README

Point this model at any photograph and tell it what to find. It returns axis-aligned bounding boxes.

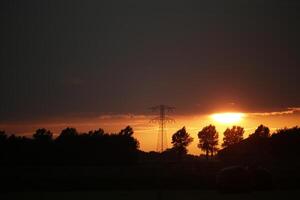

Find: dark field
[1,127,300,197]
[1,190,299,200]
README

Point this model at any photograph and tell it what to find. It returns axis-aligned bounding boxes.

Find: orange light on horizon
[211,112,245,124]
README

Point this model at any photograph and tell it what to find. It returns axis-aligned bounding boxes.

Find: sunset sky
[1,1,300,155]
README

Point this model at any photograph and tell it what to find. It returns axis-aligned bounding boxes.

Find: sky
[1,1,300,154]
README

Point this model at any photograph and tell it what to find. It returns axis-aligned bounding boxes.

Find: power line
[150,105,175,152]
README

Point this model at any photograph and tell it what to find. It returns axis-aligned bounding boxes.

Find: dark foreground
[1,190,299,200]
[1,127,300,196]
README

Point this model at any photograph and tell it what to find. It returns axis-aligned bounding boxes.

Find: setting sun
[211,112,245,124]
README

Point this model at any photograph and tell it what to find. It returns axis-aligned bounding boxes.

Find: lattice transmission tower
[150,105,175,152]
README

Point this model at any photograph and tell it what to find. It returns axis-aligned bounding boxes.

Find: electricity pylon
[150,105,175,152]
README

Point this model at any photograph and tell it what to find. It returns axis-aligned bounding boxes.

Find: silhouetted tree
[273,126,300,136]
[198,125,219,159]
[270,126,300,157]
[0,126,143,166]
[171,127,193,156]
[222,126,244,148]
[0,131,7,142]
[88,128,105,137]
[56,127,78,141]
[250,125,270,138]
[33,128,53,142]
[119,126,140,150]
[0,131,7,160]
[31,128,53,164]
[119,126,134,136]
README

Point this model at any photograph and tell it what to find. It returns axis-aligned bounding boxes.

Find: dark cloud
[1,0,300,122]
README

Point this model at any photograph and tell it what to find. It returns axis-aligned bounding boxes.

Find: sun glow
[211,112,245,124]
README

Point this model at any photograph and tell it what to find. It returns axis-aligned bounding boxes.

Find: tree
[171,127,193,156]
[116,126,140,150]
[33,128,53,142]
[0,131,7,142]
[222,126,244,148]
[250,125,270,138]
[198,125,219,159]
[119,126,134,136]
[88,128,105,137]
[56,127,78,142]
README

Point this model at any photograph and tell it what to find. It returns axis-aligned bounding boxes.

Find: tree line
[0,126,139,165]
[0,124,297,165]
[169,124,272,159]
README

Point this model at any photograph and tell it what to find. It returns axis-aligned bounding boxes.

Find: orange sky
[1,108,299,155]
